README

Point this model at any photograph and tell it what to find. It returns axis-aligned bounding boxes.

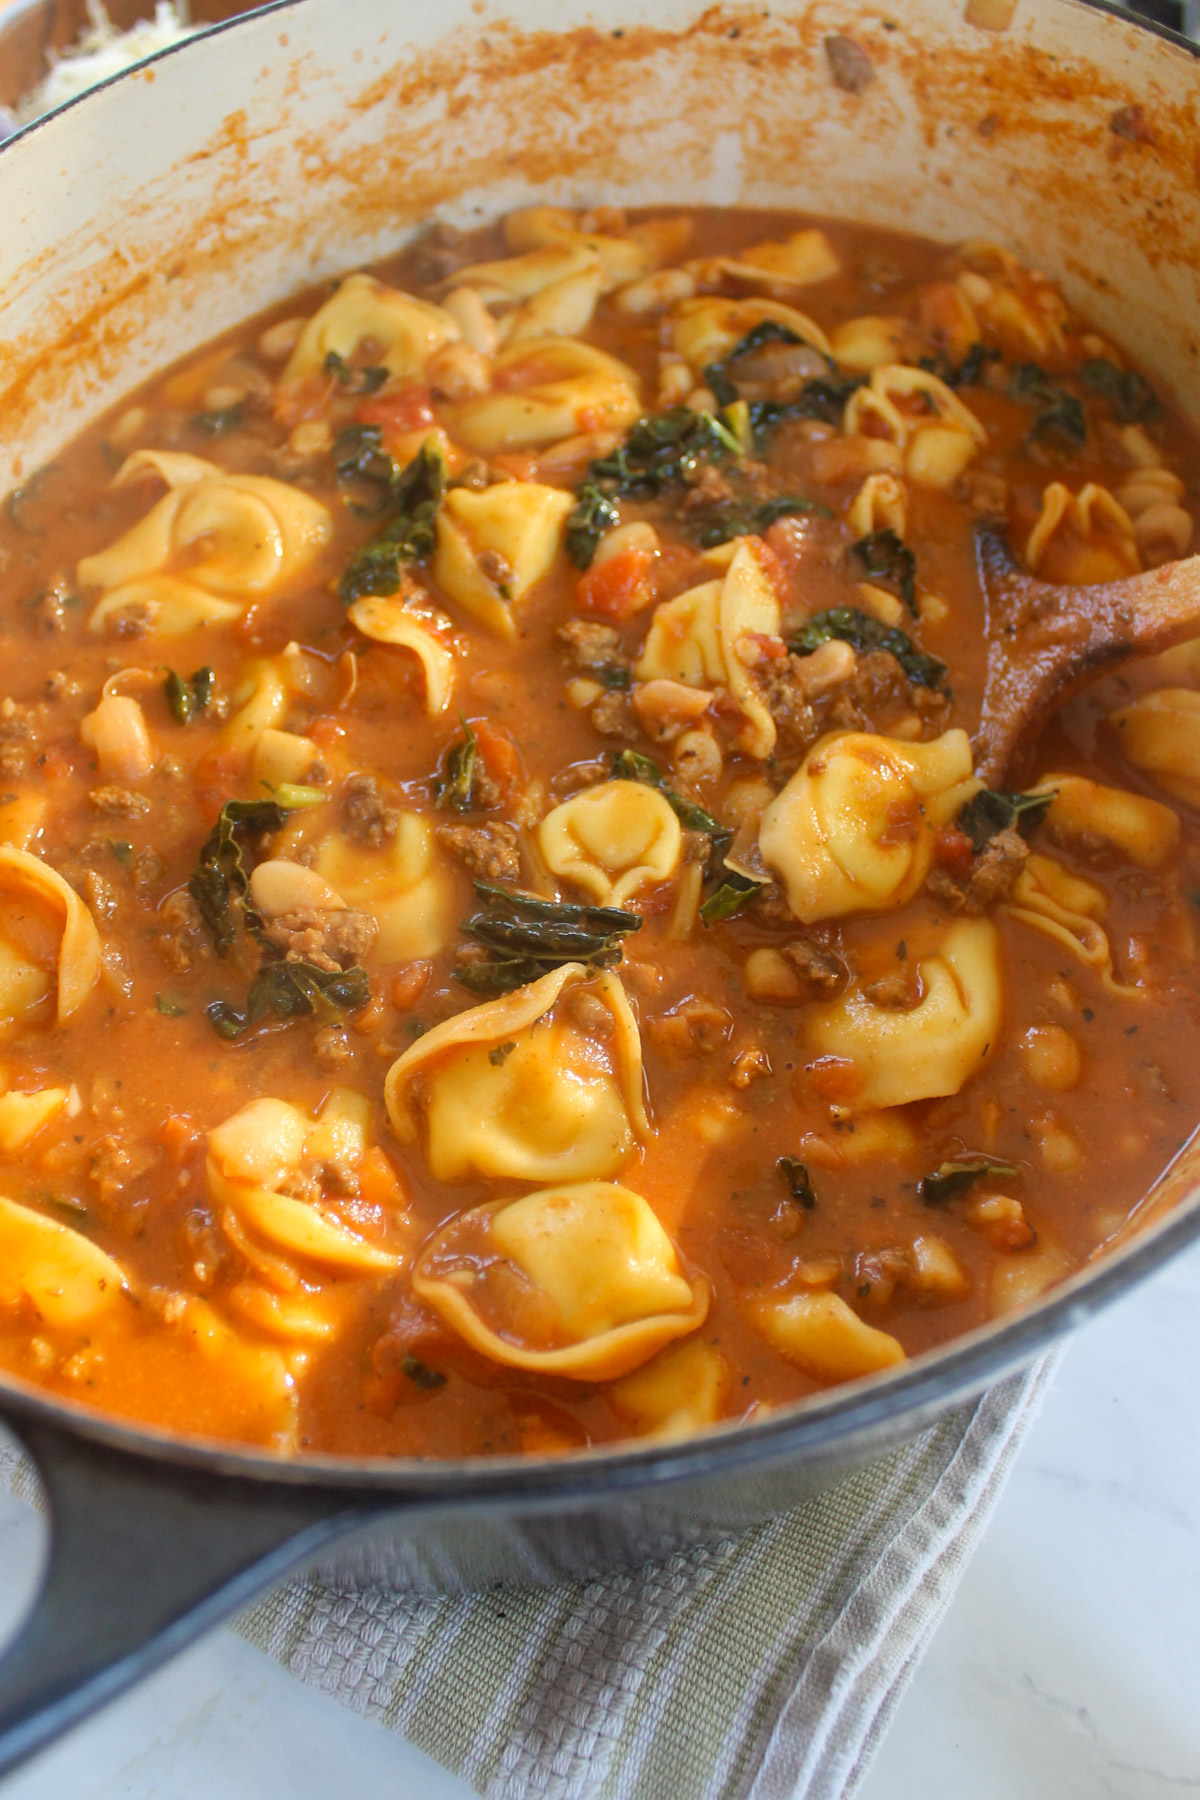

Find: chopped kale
[1079,357,1160,425]
[589,407,742,497]
[611,749,729,840]
[597,664,632,690]
[956,787,1053,854]
[918,342,998,389]
[488,1041,518,1066]
[565,482,620,570]
[206,961,370,1041]
[333,424,401,512]
[848,528,918,616]
[190,404,246,435]
[338,440,446,604]
[188,799,290,956]
[1008,362,1086,448]
[745,373,867,447]
[456,883,642,993]
[163,666,215,726]
[788,606,949,691]
[323,350,389,395]
[699,872,765,925]
[777,1156,817,1209]
[920,1156,1020,1206]
[432,718,479,812]
[155,994,187,1018]
[401,1353,448,1391]
[687,493,822,549]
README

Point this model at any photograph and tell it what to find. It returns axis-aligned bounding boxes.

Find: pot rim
[0,0,1197,1500]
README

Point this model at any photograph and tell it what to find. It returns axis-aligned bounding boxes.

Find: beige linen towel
[235,1357,1053,1800]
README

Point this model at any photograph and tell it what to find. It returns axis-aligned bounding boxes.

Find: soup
[0,204,1196,1455]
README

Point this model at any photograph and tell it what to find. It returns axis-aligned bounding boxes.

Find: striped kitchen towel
[238,1356,1053,1800]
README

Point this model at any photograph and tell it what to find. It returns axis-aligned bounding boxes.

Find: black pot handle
[0,1415,379,1778]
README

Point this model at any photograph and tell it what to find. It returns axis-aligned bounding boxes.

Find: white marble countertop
[0,1237,1196,1800]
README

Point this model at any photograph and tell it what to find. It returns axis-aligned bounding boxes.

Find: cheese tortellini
[669,295,831,372]
[759,730,979,923]
[208,1091,404,1344]
[751,1289,906,1383]
[1006,854,1142,999]
[844,365,987,488]
[385,962,650,1184]
[1110,688,1200,810]
[807,918,1003,1111]
[1025,482,1139,584]
[442,337,641,453]
[347,594,457,714]
[537,780,683,907]
[0,846,102,1033]
[635,538,782,758]
[79,451,332,635]
[433,480,574,637]
[282,272,460,384]
[314,814,452,961]
[412,1181,708,1380]
[1036,773,1180,870]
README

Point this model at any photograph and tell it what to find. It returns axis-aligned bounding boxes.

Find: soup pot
[0,0,1198,1774]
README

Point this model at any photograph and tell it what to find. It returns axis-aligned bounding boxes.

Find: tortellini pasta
[537,780,683,906]
[847,471,907,540]
[282,272,460,384]
[412,1181,708,1380]
[385,962,650,1184]
[347,594,456,713]
[433,480,575,637]
[955,243,1068,358]
[1006,854,1142,998]
[634,538,782,758]
[1035,772,1180,870]
[751,1289,906,1383]
[669,295,831,373]
[79,451,332,635]
[446,245,604,343]
[758,730,979,923]
[501,206,691,289]
[442,338,641,453]
[0,1088,71,1152]
[807,918,1003,1110]
[314,814,452,961]
[0,846,102,1032]
[1025,483,1139,584]
[1110,688,1200,810]
[0,1195,127,1327]
[685,228,841,292]
[608,1338,731,1438]
[208,1091,404,1344]
[844,365,987,488]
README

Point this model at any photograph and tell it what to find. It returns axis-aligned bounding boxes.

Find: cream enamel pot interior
[0,0,1199,1774]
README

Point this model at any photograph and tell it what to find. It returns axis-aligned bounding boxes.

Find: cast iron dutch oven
[0,0,1197,1774]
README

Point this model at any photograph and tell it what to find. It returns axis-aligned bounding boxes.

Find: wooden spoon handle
[975,533,1200,786]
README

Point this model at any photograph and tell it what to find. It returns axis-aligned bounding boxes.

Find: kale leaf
[1079,357,1160,425]
[788,606,949,691]
[917,342,998,389]
[920,1156,1019,1207]
[432,718,479,812]
[848,528,918,616]
[456,883,642,994]
[338,440,446,603]
[699,872,765,925]
[686,493,821,549]
[702,320,808,407]
[611,748,729,840]
[957,787,1053,854]
[188,799,290,957]
[190,404,246,436]
[565,482,621,570]
[333,423,402,512]
[207,961,370,1041]
[163,666,215,726]
[777,1156,817,1209]
[1008,362,1086,448]
[323,350,389,395]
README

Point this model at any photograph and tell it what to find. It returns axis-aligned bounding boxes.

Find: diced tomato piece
[806,1055,864,1102]
[473,720,524,802]
[356,385,435,443]
[308,715,347,749]
[933,825,975,878]
[574,548,656,622]
[38,740,86,781]
[575,404,607,433]
[747,534,791,607]
[192,748,244,812]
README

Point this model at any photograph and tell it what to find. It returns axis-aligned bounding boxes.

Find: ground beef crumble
[927,827,1029,914]
[436,821,522,883]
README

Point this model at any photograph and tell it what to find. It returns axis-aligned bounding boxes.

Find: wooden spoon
[974,529,1200,786]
